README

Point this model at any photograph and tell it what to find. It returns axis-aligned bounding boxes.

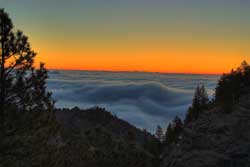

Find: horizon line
[47,68,222,75]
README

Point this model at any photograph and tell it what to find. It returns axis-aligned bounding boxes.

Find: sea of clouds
[47,70,219,132]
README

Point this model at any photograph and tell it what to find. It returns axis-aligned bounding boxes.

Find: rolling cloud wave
[47,70,218,132]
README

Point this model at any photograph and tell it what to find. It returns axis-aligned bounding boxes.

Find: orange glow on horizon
[4,0,250,75]
[34,45,247,75]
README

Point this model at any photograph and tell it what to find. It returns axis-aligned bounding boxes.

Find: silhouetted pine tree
[215,60,250,111]
[155,125,164,142]
[0,9,54,114]
[185,84,209,124]
[172,116,183,141]
[200,84,209,106]
[0,9,57,166]
[165,116,183,147]
[165,123,173,145]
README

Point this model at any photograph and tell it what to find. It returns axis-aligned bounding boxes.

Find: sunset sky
[1,0,249,74]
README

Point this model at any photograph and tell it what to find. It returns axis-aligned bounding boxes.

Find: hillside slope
[55,107,154,143]
[163,94,250,167]
[47,107,161,167]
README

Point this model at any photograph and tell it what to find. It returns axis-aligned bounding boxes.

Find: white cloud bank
[47,70,219,132]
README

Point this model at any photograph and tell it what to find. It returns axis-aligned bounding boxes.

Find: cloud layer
[47,70,219,132]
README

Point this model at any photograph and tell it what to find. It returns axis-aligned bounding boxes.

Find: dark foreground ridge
[1,107,161,167]
[54,107,161,166]
[163,95,250,167]
[162,61,250,167]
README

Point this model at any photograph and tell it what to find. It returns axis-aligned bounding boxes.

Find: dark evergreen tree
[200,84,209,106]
[165,123,174,145]
[172,116,183,139]
[239,60,249,71]
[0,9,54,115]
[164,116,184,153]
[215,61,250,111]
[155,125,164,142]
[185,84,209,124]
[0,9,57,166]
